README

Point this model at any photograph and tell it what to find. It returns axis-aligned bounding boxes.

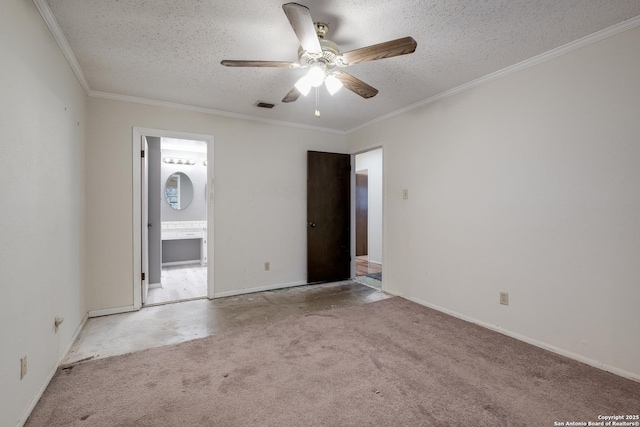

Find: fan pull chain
[315,87,320,118]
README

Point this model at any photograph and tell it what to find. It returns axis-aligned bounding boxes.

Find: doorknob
[308,222,316,228]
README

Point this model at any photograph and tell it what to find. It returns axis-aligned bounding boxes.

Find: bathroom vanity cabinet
[161,221,207,265]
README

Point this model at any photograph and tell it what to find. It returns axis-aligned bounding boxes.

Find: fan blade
[282,3,322,55]
[221,60,298,68]
[282,87,301,103]
[339,37,417,66]
[333,71,378,99]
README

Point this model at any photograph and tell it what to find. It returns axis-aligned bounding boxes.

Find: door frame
[132,127,214,310]
[141,136,149,304]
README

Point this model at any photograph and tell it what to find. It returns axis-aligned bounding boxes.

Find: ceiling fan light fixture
[325,74,343,95]
[307,64,325,87]
[295,75,312,96]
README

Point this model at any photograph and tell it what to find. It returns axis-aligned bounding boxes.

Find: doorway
[132,128,214,310]
[354,148,383,289]
[146,137,208,305]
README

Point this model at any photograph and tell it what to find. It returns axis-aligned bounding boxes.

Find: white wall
[348,26,640,379]
[86,97,347,310]
[355,149,383,264]
[0,0,87,425]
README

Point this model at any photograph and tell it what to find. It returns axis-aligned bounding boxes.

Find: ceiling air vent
[255,101,275,109]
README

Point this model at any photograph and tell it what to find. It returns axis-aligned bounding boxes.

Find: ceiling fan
[221,2,417,113]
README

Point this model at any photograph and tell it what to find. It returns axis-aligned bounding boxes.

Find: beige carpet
[27,298,640,426]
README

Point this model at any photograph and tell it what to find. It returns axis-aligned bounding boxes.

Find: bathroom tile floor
[145,264,207,305]
[64,280,390,365]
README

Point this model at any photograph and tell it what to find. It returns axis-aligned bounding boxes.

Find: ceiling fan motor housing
[297,22,341,70]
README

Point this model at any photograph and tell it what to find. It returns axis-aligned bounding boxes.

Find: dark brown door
[355,173,368,256]
[307,151,351,283]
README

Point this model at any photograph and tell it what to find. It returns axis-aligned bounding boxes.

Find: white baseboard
[368,259,382,265]
[148,282,162,289]
[379,288,404,298]
[406,295,640,383]
[214,280,307,298]
[88,305,138,318]
[16,312,89,427]
[59,312,89,363]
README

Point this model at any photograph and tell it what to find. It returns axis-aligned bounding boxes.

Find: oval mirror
[164,172,194,210]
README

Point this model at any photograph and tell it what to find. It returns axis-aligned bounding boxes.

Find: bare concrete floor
[65,280,390,364]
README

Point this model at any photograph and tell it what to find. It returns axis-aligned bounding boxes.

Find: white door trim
[141,136,150,304]
[132,127,215,310]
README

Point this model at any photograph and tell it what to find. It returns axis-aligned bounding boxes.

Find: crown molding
[33,0,91,95]
[89,91,346,135]
[34,0,638,137]
[346,14,640,134]
[33,0,344,135]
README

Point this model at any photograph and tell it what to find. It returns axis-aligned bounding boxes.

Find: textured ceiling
[44,0,640,132]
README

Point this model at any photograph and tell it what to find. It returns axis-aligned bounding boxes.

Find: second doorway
[354,148,383,289]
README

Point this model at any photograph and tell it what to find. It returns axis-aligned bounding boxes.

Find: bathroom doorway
[133,128,214,310]
[354,148,383,289]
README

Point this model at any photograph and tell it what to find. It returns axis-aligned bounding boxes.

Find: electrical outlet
[402,189,409,200]
[264,262,270,271]
[20,355,27,380]
[500,292,509,306]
